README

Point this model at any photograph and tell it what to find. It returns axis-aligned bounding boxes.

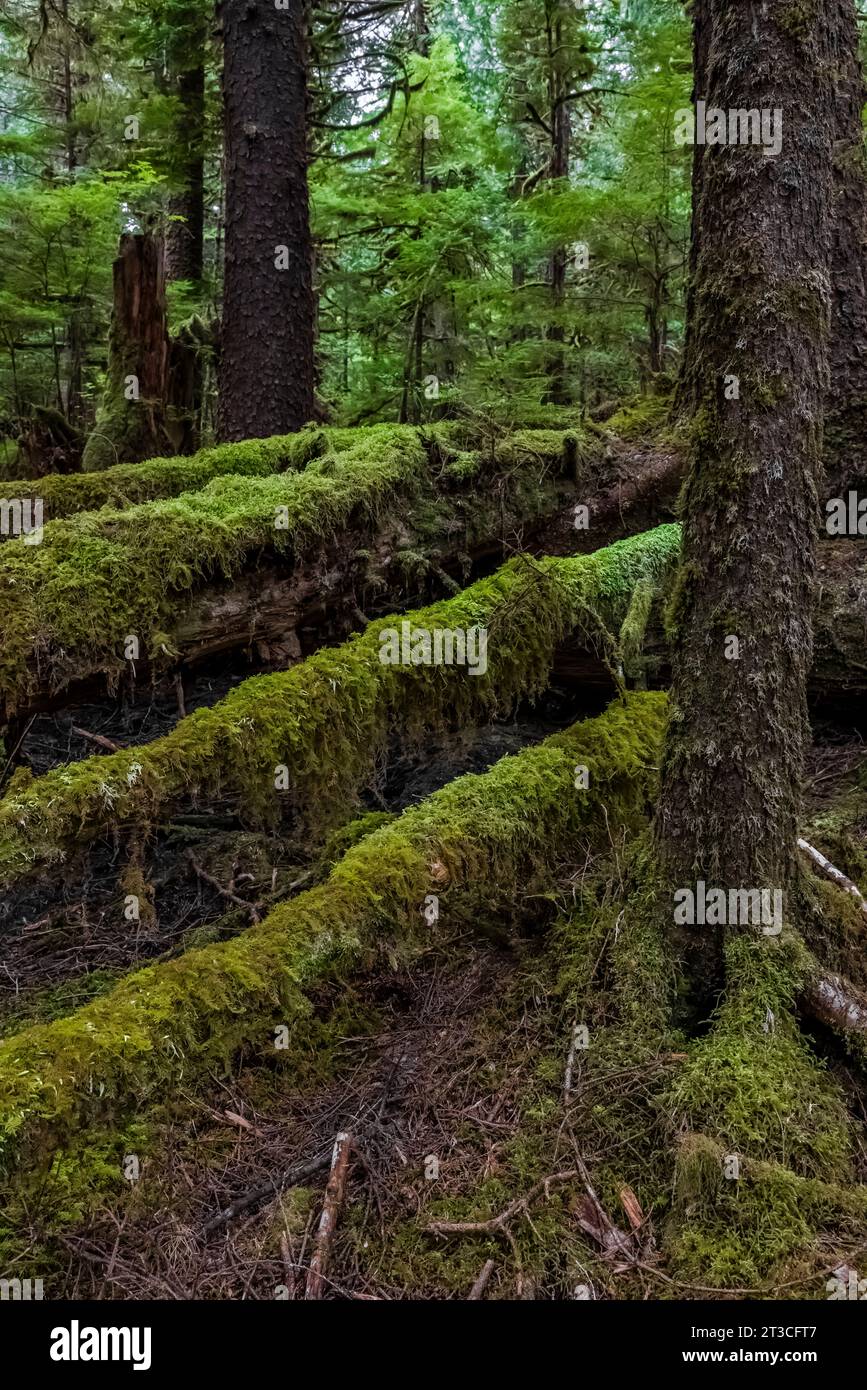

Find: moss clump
[668,1135,867,1292]
[604,394,673,441]
[0,691,666,1172]
[667,934,851,1181]
[0,428,331,522]
[0,525,681,890]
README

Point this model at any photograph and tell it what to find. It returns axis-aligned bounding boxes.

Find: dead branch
[467,1259,495,1300]
[798,837,867,916]
[305,1131,354,1300]
[203,1147,334,1236]
[71,725,123,753]
[426,1170,578,1235]
[801,967,867,1041]
[186,850,263,922]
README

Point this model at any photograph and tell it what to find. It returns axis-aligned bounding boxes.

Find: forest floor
[2,417,867,1300]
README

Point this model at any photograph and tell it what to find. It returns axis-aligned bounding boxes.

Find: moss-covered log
[0,690,666,1171]
[0,526,681,890]
[0,426,332,523]
[0,425,577,715]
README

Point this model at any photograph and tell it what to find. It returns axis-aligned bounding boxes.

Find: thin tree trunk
[825,0,867,493]
[164,21,206,287]
[218,0,316,441]
[655,1,837,1007]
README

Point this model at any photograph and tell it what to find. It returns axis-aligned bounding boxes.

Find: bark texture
[825,0,867,494]
[218,0,316,441]
[82,234,172,471]
[655,2,838,995]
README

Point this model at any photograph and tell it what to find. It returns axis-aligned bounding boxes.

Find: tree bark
[824,0,867,495]
[163,7,207,287]
[81,234,172,471]
[655,2,838,1003]
[218,0,316,441]
[543,6,571,406]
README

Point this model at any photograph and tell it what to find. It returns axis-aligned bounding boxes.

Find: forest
[1,0,867,1318]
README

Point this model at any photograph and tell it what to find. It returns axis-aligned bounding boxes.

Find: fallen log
[0,526,680,891]
[0,690,666,1170]
[0,426,329,523]
[0,424,592,723]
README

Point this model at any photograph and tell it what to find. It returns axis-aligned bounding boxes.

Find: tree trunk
[654,1,837,1005]
[544,9,570,406]
[671,0,711,421]
[163,7,206,288]
[824,0,867,494]
[81,234,171,471]
[217,0,316,441]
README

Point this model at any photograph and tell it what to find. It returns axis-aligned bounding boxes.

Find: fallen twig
[467,1258,495,1300]
[71,725,123,753]
[798,837,867,916]
[186,850,263,922]
[204,1147,334,1235]
[427,1170,578,1236]
[305,1131,354,1300]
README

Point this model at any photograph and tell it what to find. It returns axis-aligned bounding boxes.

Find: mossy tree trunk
[655,1,837,1006]
[82,233,172,472]
[217,0,316,441]
[825,0,867,493]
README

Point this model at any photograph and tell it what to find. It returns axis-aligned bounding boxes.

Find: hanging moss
[0,525,681,889]
[0,691,665,1172]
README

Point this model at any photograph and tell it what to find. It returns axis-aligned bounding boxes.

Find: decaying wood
[800,968,867,1041]
[305,1131,353,1301]
[798,837,867,916]
[468,1259,495,1300]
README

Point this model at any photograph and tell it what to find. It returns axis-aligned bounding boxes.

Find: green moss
[668,1135,867,1292]
[0,423,592,709]
[0,691,666,1172]
[604,394,672,441]
[0,426,429,707]
[0,524,681,889]
[667,934,852,1182]
[1,428,330,521]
